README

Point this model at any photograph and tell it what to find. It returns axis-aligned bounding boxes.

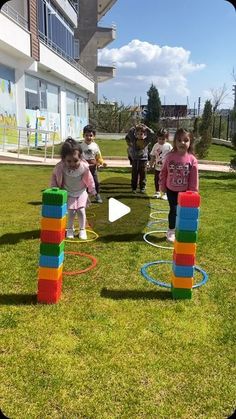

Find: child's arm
[50,162,63,188]
[159,158,168,193]
[83,168,96,195]
[149,144,157,167]
[188,159,199,191]
[95,145,107,167]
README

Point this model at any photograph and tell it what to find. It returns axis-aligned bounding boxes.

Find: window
[47,83,59,113]
[25,75,40,110]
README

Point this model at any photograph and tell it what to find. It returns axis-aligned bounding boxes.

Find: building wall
[0,0,95,143]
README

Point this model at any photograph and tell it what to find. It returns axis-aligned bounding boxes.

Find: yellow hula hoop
[65,228,99,244]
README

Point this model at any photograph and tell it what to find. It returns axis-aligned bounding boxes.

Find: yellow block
[171,274,194,289]
[174,240,196,255]
[38,264,63,281]
[41,216,66,231]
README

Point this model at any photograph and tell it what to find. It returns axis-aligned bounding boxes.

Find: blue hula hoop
[140,260,208,289]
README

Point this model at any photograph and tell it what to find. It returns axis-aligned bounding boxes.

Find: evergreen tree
[195,100,213,158]
[145,84,161,129]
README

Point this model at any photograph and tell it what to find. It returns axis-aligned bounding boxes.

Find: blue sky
[98,0,236,109]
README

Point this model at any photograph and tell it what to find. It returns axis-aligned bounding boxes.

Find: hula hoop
[143,230,174,250]
[140,260,208,289]
[64,229,99,243]
[147,220,168,228]
[150,211,168,221]
[148,203,168,210]
[64,251,97,275]
[86,212,96,218]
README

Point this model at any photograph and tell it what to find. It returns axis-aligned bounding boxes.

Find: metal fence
[0,125,61,161]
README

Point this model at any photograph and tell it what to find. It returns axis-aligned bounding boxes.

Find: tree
[195,100,213,158]
[89,97,134,133]
[145,84,161,129]
[210,84,228,113]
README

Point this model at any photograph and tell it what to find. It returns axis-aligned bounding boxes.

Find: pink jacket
[50,160,95,193]
[159,151,198,192]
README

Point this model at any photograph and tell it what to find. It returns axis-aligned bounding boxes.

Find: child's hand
[102,162,107,168]
[90,189,97,196]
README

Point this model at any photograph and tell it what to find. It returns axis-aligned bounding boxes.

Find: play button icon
[108,198,131,223]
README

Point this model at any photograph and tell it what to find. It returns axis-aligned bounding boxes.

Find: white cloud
[98,39,206,104]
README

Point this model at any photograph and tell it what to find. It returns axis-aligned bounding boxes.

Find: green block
[175,229,197,243]
[40,241,65,256]
[42,188,67,206]
[171,286,192,300]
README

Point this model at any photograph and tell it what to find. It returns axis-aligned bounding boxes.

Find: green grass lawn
[0,165,236,418]
[13,140,236,163]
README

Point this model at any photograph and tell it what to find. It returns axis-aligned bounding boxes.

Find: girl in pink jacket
[159,128,199,243]
[51,138,96,239]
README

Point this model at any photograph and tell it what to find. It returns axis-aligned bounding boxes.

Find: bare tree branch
[210,84,229,112]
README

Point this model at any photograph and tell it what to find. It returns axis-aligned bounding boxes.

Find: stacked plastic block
[37,187,67,304]
[171,191,201,300]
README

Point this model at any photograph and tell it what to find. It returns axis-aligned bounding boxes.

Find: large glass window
[25,75,59,113]
[25,75,40,110]
[38,0,75,59]
[47,83,59,113]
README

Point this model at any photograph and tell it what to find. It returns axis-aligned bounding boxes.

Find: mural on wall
[26,110,61,146]
[0,77,17,126]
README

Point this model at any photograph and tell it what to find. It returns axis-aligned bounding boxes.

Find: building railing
[38,31,94,82]
[0,125,61,161]
[1,2,28,30]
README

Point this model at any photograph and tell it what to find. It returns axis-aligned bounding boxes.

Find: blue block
[39,252,64,268]
[172,262,194,277]
[177,205,199,220]
[176,215,198,231]
[42,203,67,219]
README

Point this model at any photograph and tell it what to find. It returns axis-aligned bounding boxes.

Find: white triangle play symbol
[108,198,131,222]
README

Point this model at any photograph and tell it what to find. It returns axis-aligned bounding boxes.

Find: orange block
[171,274,194,289]
[38,264,63,281]
[174,241,196,255]
[41,216,67,231]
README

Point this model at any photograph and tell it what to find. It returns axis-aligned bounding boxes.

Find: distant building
[161,105,187,118]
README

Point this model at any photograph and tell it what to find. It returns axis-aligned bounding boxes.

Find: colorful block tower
[37,187,67,304]
[171,191,201,300]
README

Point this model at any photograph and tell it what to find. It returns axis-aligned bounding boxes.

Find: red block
[37,276,62,304]
[40,229,65,244]
[173,250,195,266]
[178,191,201,208]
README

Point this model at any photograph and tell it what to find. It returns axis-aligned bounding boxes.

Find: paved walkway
[0,151,232,172]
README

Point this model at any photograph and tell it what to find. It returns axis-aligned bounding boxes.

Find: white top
[63,165,86,197]
[150,142,173,170]
[80,141,101,161]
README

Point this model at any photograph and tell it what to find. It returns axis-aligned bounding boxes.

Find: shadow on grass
[0,293,37,305]
[199,172,236,181]
[100,287,171,300]
[0,229,40,245]
[28,201,42,206]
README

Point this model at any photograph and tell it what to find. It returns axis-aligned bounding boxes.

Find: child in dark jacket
[125,124,154,193]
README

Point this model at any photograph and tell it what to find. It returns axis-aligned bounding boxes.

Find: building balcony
[97,0,117,21]
[96,25,116,49]
[1,2,28,30]
[50,0,78,26]
[96,64,116,82]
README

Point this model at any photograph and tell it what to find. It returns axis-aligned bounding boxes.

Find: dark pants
[166,188,179,229]
[89,164,100,194]
[154,170,160,192]
[131,160,147,191]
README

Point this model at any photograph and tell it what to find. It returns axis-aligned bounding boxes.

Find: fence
[0,125,61,160]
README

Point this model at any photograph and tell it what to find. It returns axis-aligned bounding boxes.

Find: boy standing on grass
[125,124,154,193]
[149,128,172,200]
[80,124,107,203]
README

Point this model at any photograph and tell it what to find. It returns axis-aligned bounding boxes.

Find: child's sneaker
[166,229,175,243]
[132,190,137,194]
[79,229,87,240]
[140,188,146,193]
[96,194,103,203]
[153,192,161,199]
[66,228,74,239]
[161,193,168,200]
